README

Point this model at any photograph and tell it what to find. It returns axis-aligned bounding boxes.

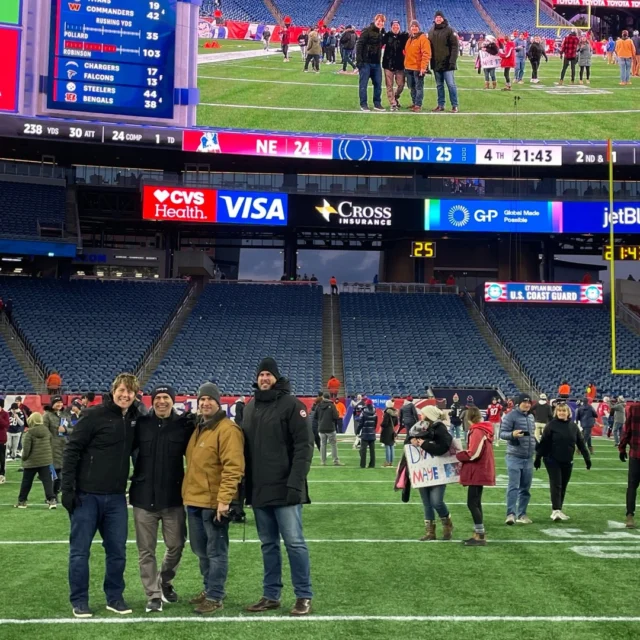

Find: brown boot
[189,590,207,605]
[245,597,281,612]
[626,515,637,529]
[492,81,497,89]
[290,598,312,616]
[420,520,436,541]
[484,81,490,89]
[194,599,223,614]
[464,532,487,546]
[441,515,454,541]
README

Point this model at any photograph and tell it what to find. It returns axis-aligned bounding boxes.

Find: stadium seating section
[340,293,518,397]
[485,305,640,398]
[273,0,332,27]
[202,0,275,23]
[0,334,34,394]
[0,181,66,237]
[331,0,407,31]
[414,0,490,35]
[146,283,323,396]
[476,0,562,38]
[0,278,188,393]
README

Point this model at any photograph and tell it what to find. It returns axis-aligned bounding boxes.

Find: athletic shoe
[505,514,516,525]
[451,107,459,113]
[72,604,93,618]
[586,79,590,84]
[48,499,57,510]
[145,598,163,613]
[106,600,133,615]
[390,105,398,112]
[516,516,533,524]
[194,599,223,615]
[15,502,27,509]
[431,105,444,112]
[360,106,371,111]
[554,81,564,86]
[161,583,179,603]
[557,511,570,521]
[373,105,385,112]
[551,510,562,522]
[334,461,345,466]
[0,475,5,484]
[626,515,637,529]
[304,70,309,73]
[411,105,422,112]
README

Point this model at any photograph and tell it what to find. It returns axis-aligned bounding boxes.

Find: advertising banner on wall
[484,282,604,304]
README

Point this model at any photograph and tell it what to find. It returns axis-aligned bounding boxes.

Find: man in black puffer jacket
[428,10,460,112]
[382,20,409,110]
[355,13,386,111]
[242,357,314,617]
[399,397,420,435]
[357,399,378,468]
[339,25,357,73]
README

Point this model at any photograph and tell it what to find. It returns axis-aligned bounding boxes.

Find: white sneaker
[551,510,562,521]
[516,515,533,524]
[0,475,5,484]
[505,514,516,526]
[557,511,570,521]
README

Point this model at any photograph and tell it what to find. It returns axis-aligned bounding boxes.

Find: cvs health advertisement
[142,186,288,226]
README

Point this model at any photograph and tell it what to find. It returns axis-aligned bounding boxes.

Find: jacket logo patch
[300,410,307,418]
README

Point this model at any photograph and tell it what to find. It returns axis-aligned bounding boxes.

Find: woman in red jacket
[456,407,496,546]
[499,36,516,90]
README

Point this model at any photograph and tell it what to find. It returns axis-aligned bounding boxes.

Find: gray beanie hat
[198,382,221,405]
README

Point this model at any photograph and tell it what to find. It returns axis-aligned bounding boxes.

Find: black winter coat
[449,402,462,426]
[340,30,356,50]
[242,378,314,508]
[314,399,339,434]
[404,420,452,456]
[399,402,419,428]
[532,402,554,424]
[356,23,384,66]
[234,400,245,427]
[129,410,196,511]
[357,406,378,441]
[527,42,547,62]
[62,400,140,495]
[382,31,409,71]
[380,408,398,446]
[535,418,590,465]
[428,19,459,72]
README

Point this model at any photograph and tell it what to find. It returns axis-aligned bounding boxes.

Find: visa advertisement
[425,199,640,234]
[484,282,604,304]
[142,186,288,226]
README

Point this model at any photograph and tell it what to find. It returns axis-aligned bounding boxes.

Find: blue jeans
[187,506,229,601]
[449,424,461,439]
[405,70,425,107]
[359,63,382,107]
[614,422,624,445]
[515,57,526,81]
[385,445,394,464]
[434,70,459,108]
[342,49,356,71]
[68,492,128,607]
[619,57,632,83]
[505,455,533,518]
[253,505,312,601]
[582,425,593,449]
[418,484,449,520]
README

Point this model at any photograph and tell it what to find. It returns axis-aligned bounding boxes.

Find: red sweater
[456,421,496,486]
[499,40,515,68]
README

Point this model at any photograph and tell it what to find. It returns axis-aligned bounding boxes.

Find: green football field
[196,47,639,140]
[1,437,639,639]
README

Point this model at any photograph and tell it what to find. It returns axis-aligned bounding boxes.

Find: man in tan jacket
[182,383,244,614]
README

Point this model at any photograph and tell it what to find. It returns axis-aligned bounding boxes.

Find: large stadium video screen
[0,0,638,166]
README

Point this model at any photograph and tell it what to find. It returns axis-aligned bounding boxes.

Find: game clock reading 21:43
[47,0,177,119]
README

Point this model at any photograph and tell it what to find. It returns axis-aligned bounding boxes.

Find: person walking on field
[356,13,386,112]
[535,402,591,522]
[381,20,409,111]
[514,32,528,84]
[304,27,322,73]
[532,393,553,442]
[315,392,343,466]
[486,396,503,447]
[456,407,496,546]
[619,402,640,528]
[428,10,460,113]
[263,27,271,51]
[281,26,291,62]
[297,29,308,61]
[43,395,69,501]
[398,396,420,435]
[498,36,516,90]
[339,25,358,74]
[615,31,636,85]
[606,36,616,64]
[556,29,580,85]
[576,397,597,454]
[404,20,432,112]
[527,35,547,83]
[612,396,627,446]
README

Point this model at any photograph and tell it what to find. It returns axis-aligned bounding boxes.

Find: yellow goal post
[535,0,592,34]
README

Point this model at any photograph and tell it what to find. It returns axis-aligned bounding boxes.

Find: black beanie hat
[257,357,281,380]
[152,385,176,403]
[435,10,445,18]
[51,395,63,406]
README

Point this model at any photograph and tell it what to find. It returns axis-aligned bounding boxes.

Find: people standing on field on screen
[281,26,290,62]
[381,20,409,111]
[577,35,592,85]
[297,29,308,60]
[619,401,640,529]
[304,27,322,73]
[263,27,271,51]
[527,35,547,83]
[381,400,398,467]
[575,397,597,454]
[612,396,627,446]
[486,397,503,447]
[615,30,636,85]
[448,393,463,439]
[356,399,378,468]
[428,10,460,113]
[356,13,386,112]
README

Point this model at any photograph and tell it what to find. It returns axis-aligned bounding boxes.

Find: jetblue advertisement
[425,199,640,234]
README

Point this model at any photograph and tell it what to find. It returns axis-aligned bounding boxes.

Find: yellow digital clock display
[603,245,640,261]
[411,241,436,258]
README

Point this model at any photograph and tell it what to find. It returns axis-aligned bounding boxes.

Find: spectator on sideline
[399,396,419,435]
[382,20,409,111]
[334,397,346,433]
[62,373,142,618]
[619,402,640,529]
[15,412,57,509]
[242,357,314,616]
[585,381,597,402]
[43,395,69,501]
[339,25,357,74]
[351,393,366,448]
[0,399,8,483]
[46,371,62,394]
[409,405,454,541]
[535,402,591,522]
[598,396,611,437]
[498,36,516,90]
[527,35,547,83]
[325,28,337,64]
[234,396,246,427]
[79,392,97,416]
[404,20,431,112]
[130,386,196,613]
[381,400,398,467]
[428,10,460,113]
[532,393,553,442]
[315,392,343,466]
[514,31,527,84]
[304,26,322,73]
[632,30,640,77]
[281,26,290,62]
[356,13,386,112]
[577,35,592,85]
[263,26,271,51]
[7,402,25,460]
[15,395,32,419]
[479,36,500,89]
[357,399,378,468]
[558,380,571,399]
[500,392,536,525]
[448,393,463,439]
[309,392,323,451]
[615,31,636,85]
[612,396,627,445]
[297,29,308,60]
[330,275,338,294]
[606,36,616,64]
[456,407,495,546]
[556,29,580,85]
[183,383,243,615]
[486,396,503,446]
[327,374,341,399]
[576,397,597,453]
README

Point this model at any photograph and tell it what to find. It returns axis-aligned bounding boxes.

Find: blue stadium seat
[0,334,34,393]
[0,181,66,237]
[201,0,276,23]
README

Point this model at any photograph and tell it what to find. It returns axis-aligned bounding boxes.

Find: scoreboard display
[47,0,177,119]
[603,245,640,261]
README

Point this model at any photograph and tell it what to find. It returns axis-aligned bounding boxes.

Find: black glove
[534,457,541,471]
[286,487,302,506]
[620,450,628,463]
[62,491,77,515]
[586,460,592,470]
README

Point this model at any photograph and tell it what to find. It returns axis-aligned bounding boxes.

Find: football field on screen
[1,438,639,639]
[195,47,639,140]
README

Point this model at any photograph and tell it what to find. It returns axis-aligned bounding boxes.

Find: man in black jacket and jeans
[339,25,357,73]
[428,10,460,112]
[130,385,196,613]
[62,373,141,618]
[356,14,386,111]
[242,357,314,617]
[382,20,408,110]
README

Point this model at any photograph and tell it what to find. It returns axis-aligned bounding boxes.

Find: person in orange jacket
[334,398,346,433]
[404,19,431,112]
[327,375,341,399]
[586,382,597,402]
[329,276,338,294]
[46,371,62,394]
[615,30,636,85]
[558,381,571,399]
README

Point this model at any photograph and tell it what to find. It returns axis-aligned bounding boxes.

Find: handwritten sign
[404,439,463,488]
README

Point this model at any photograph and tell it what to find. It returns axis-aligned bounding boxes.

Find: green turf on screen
[0,438,639,639]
